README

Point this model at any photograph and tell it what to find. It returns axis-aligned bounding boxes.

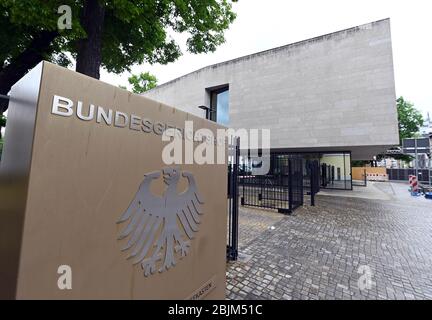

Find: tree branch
[0,30,58,113]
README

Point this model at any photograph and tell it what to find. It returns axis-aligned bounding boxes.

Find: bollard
[409,175,420,196]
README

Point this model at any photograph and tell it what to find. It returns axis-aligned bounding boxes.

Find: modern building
[143,19,399,189]
[420,113,431,136]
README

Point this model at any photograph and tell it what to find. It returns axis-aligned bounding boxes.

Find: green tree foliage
[397,96,424,144]
[351,160,369,167]
[0,0,82,68]
[374,97,424,164]
[0,114,6,128]
[128,72,157,94]
[0,0,237,111]
[375,152,413,164]
[0,114,5,139]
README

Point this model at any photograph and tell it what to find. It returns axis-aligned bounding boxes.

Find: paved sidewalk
[226,182,432,300]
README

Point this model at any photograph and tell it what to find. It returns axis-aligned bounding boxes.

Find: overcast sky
[101,0,429,117]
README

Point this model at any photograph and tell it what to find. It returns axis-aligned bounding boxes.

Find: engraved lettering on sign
[187,277,216,300]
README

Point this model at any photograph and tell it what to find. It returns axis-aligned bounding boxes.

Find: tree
[395,97,424,163]
[397,96,424,144]
[128,72,158,94]
[0,113,5,139]
[376,152,412,164]
[0,0,77,113]
[0,0,237,113]
[374,97,424,164]
[0,114,5,160]
[351,160,369,167]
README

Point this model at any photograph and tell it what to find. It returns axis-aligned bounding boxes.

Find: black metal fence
[239,156,304,214]
[304,160,320,206]
[304,160,320,192]
[290,158,304,210]
[320,162,353,190]
[227,137,240,262]
[321,164,334,187]
[227,150,321,261]
[387,169,431,184]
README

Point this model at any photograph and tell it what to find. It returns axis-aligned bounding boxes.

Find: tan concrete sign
[0,62,227,299]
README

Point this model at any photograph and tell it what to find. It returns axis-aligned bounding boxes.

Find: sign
[402,138,431,155]
[0,62,227,299]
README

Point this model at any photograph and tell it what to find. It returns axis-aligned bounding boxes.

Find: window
[209,86,229,126]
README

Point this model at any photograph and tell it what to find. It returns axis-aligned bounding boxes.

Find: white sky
[100,0,431,117]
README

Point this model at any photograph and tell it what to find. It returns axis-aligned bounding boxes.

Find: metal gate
[304,160,320,206]
[227,137,240,261]
[387,169,430,184]
[321,163,328,187]
[239,155,304,214]
[321,163,334,187]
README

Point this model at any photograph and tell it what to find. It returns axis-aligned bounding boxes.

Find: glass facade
[270,151,353,191]
[320,152,352,190]
[210,87,229,126]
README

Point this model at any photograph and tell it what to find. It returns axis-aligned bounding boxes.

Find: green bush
[0,115,5,128]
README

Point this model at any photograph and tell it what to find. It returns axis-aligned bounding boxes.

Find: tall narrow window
[210,86,229,126]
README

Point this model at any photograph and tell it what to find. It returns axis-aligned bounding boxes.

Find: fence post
[227,164,231,198]
[231,137,239,260]
[241,163,245,206]
[288,159,293,214]
[310,162,315,206]
[227,137,240,262]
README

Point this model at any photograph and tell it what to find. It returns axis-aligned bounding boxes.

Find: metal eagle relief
[117,166,204,277]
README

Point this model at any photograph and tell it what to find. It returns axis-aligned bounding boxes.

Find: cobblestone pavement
[236,206,284,249]
[226,182,432,300]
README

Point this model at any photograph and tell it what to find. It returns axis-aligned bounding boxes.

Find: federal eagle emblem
[117,166,204,277]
